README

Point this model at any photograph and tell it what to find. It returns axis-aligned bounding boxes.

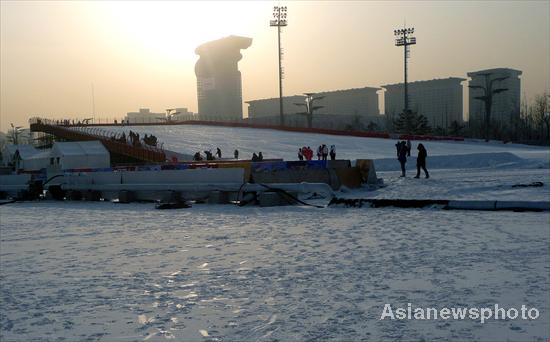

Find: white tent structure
[50,141,110,170]
[21,150,51,171]
[1,144,41,168]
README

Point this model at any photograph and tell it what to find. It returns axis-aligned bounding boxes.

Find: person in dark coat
[252,152,258,161]
[258,152,263,161]
[234,149,239,159]
[329,145,336,160]
[298,148,304,161]
[414,143,429,178]
[216,147,222,159]
[397,141,407,177]
[406,139,412,157]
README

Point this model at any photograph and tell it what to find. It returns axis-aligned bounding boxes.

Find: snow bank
[373,152,545,171]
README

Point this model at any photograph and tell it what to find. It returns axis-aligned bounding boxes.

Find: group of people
[192,148,245,161]
[108,131,158,148]
[298,144,336,161]
[396,140,429,178]
[251,152,264,162]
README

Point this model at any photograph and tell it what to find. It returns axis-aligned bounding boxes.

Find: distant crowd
[109,130,159,148]
[192,148,264,162]
[298,144,336,161]
[186,139,432,180]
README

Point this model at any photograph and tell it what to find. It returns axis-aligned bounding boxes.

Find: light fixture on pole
[394,27,416,112]
[270,5,287,126]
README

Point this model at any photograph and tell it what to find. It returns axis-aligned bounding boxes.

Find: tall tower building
[195,35,252,121]
[467,68,522,126]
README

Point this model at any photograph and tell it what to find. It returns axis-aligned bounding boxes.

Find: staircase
[30,118,167,163]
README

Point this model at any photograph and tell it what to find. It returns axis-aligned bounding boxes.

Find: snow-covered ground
[1,202,549,341]
[1,125,549,341]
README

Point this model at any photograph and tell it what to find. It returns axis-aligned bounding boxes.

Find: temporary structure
[50,141,110,170]
[1,144,41,168]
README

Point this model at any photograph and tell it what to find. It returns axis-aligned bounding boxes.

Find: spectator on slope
[258,152,264,161]
[306,146,313,161]
[251,152,259,162]
[193,152,203,161]
[234,149,239,159]
[321,144,328,160]
[216,147,222,159]
[204,150,214,160]
[397,141,408,177]
[414,143,430,179]
[298,148,304,161]
[330,145,336,160]
[317,145,323,160]
[407,139,412,157]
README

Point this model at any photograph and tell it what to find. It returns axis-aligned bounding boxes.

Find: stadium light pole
[270,6,287,127]
[394,27,416,112]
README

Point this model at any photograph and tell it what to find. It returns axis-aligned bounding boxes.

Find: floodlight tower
[394,27,416,112]
[270,6,287,126]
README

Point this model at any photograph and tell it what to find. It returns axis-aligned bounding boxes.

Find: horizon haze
[1,0,549,131]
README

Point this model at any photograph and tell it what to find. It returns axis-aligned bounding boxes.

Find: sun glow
[94,1,267,64]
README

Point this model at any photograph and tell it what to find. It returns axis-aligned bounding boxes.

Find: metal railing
[29,117,167,163]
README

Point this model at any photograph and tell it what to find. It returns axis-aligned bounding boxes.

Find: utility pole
[91,83,95,124]
[270,6,287,127]
[394,27,416,112]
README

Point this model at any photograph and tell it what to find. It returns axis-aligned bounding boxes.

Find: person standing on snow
[397,141,407,177]
[317,145,322,160]
[216,147,222,159]
[321,144,329,161]
[298,148,304,161]
[414,143,429,179]
[406,139,412,157]
[234,149,239,159]
[330,145,336,160]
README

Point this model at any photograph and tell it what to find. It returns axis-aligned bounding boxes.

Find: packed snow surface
[1,202,549,341]
[2,125,550,341]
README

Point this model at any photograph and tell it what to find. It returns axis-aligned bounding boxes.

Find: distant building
[125,108,165,124]
[467,68,522,126]
[382,78,466,128]
[246,87,380,127]
[195,35,253,121]
[170,108,195,121]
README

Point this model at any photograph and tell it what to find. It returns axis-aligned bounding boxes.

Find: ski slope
[106,124,550,164]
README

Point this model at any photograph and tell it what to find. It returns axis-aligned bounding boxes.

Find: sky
[1,0,549,131]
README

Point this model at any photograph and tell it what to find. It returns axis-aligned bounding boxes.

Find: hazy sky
[1,1,549,131]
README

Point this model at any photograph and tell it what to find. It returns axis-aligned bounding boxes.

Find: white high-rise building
[467,68,522,126]
[382,77,466,128]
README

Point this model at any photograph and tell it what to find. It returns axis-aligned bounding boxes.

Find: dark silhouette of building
[195,35,252,121]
